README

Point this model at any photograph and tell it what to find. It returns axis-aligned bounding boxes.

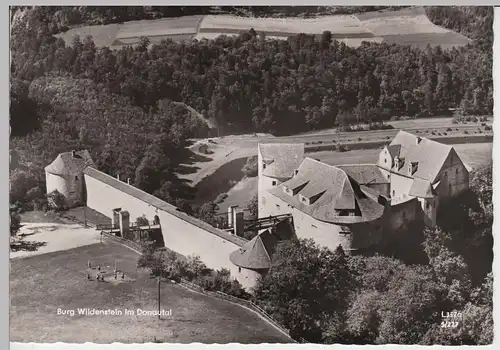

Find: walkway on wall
[96,222,161,234]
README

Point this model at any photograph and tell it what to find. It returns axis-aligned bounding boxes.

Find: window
[272,180,277,186]
[384,158,387,164]
[392,190,395,197]
[425,202,430,209]
[238,267,241,273]
[456,168,458,175]
[276,204,280,209]
[444,171,448,177]
[449,183,452,194]
[75,175,78,180]
[263,163,266,169]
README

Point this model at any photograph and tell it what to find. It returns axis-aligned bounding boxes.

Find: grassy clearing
[217,176,258,214]
[10,241,291,344]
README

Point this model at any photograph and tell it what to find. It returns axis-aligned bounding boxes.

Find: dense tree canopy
[11,7,493,137]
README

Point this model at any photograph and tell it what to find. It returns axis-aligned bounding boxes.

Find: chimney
[233,209,244,236]
[227,205,238,228]
[119,210,130,237]
[117,173,120,181]
[127,178,130,185]
[71,150,76,158]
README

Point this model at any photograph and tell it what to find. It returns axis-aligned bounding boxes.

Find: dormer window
[262,163,266,169]
[294,169,299,175]
[299,194,309,205]
[272,180,277,186]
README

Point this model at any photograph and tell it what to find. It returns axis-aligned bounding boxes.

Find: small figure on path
[121,272,125,280]
[88,260,91,268]
[87,272,91,280]
[97,265,101,271]
[96,273,100,281]
[114,272,117,279]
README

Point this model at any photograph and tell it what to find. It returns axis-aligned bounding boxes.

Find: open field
[10,241,292,344]
[56,15,202,48]
[215,142,492,214]
[216,176,258,214]
[57,7,470,49]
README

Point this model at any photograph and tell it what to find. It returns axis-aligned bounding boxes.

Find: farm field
[215,142,492,214]
[56,7,470,49]
[56,15,202,48]
[10,241,292,344]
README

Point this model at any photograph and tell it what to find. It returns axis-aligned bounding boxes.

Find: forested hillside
[425,6,493,51]
[10,6,493,208]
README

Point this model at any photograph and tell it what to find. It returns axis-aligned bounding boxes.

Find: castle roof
[259,143,304,179]
[386,144,401,159]
[269,158,385,224]
[388,131,453,183]
[229,217,295,270]
[45,150,95,176]
[229,230,278,270]
[336,164,389,185]
[409,178,435,198]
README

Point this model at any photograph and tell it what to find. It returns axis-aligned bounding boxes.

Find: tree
[248,194,258,219]
[254,239,357,342]
[10,210,21,236]
[46,190,67,211]
[137,240,167,277]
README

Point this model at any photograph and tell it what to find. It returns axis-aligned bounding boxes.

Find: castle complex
[45,130,470,290]
[256,130,470,252]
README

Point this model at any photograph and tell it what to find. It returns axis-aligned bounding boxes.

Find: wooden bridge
[244,214,292,231]
[96,221,161,234]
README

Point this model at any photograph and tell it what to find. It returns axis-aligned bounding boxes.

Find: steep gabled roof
[259,143,304,179]
[45,150,95,176]
[386,144,401,159]
[337,164,389,185]
[269,158,385,224]
[389,131,453,183]
[409,178,434,198]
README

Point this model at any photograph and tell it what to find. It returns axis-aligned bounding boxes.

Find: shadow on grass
[193,156,249,205]
[174,148,213,177]
[10,240,47,252]
[176,164,200,175]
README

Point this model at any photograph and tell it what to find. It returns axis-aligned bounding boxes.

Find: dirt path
[10,223,101,260]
